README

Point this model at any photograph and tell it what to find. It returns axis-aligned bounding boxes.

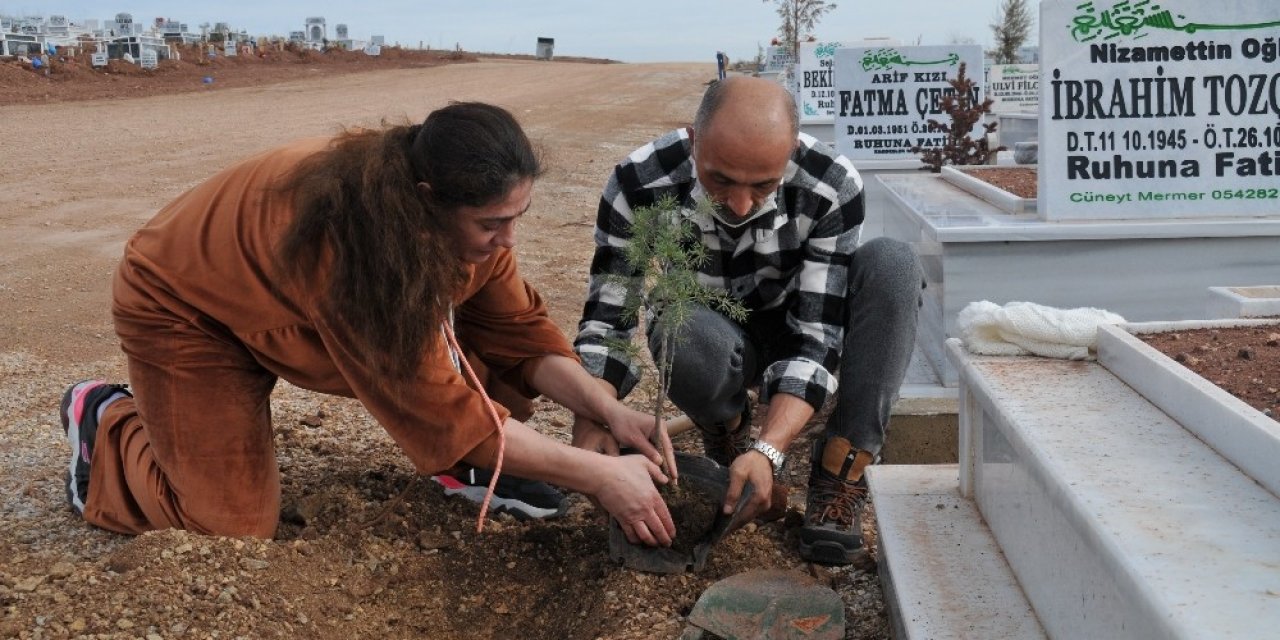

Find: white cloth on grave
[956,300,1126,360]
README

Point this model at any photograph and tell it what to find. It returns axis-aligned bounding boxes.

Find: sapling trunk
[653,330,676,485]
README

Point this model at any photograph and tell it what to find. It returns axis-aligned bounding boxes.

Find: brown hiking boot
[798,436,872,565]
[695,401,753,467]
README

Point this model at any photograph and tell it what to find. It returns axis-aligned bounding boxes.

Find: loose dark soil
[660,483,721,557]
[0,388,883,640]
[1139,325,1280,420]
[964,167,1037,199]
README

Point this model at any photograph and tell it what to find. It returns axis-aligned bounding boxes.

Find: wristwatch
[749,440,787,474]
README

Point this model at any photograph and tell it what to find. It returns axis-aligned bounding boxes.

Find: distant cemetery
[0,11,388,65]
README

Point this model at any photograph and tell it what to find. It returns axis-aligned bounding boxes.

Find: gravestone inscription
[1041,0,1280,220]
[987,63,1039,114]
[796,41,842,122]
[764,46,795,73]
[833,45,985,162]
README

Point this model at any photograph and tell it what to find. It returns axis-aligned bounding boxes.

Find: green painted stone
[685,569,845,640]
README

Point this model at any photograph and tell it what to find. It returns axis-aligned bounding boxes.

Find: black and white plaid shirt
[574,128,865,410]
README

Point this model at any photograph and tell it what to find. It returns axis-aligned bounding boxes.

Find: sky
[6,1,1039,63]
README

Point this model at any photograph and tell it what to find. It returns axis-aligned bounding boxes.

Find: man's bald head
[687,77,799,223]
[692,76,799,141]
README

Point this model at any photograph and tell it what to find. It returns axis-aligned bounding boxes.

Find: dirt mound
[1141,325,1280,418]
[0,44,485,106]
[0,61,37,86]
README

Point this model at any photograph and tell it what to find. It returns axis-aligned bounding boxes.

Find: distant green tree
[990,0,1034,64]
[911,62,1003,172]
[764,0,838,59]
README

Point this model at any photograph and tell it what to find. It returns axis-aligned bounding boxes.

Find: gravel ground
[0,59,890,639]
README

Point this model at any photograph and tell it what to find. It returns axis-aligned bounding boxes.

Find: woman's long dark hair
[275,102,542,384]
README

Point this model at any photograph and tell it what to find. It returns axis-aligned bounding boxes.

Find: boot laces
[808,473,867,527]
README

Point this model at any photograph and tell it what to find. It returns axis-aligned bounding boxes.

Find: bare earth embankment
[0,59,889,639]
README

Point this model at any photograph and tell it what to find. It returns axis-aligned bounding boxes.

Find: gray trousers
[648,237,923,456]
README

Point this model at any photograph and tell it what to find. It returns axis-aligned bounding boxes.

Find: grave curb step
[866,464,1046,640]
[949,341,1280,639]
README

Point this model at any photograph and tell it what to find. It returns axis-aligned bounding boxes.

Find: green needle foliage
[606,194,748,471]
[617,195,747,332]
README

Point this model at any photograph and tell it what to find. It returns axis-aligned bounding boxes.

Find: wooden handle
[665,414,696,437]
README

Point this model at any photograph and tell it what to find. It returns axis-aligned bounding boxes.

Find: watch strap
[749,439,786,473]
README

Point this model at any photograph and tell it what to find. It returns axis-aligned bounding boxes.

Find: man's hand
[595,455,676,547]
[719,394,812,519]
[571,415,620,456]
[723,449,775,521]
[563,375,673,474]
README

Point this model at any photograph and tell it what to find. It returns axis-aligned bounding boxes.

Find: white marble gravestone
[305,17,325,44]
[833,45,985,165]
[878,0,1280,392]
[796,41,841,123]
[986,63,1039,114]
[764,46,794,73]
[1041,0,1280,220]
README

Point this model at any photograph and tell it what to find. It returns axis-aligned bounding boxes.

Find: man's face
[690,124,793,225]
[448,178,532,264]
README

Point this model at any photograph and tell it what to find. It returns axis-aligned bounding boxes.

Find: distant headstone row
[0,12,389,65]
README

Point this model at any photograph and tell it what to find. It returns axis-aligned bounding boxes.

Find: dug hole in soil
[660,483,720,558]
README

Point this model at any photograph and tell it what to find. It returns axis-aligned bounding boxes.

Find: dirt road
[0,59,701,362]
[0,61,888,638]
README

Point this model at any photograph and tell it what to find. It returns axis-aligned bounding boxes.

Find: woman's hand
[598,405,678,482]
[593,455,676,547]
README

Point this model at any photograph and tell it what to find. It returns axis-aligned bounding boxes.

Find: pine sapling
[606,195,748,482]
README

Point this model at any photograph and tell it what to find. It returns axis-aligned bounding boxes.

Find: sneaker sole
[61,380,103,515]
[798,538,860,566]
[430,475,567,521]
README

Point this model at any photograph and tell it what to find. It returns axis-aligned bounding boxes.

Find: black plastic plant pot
[607,451,755,574]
